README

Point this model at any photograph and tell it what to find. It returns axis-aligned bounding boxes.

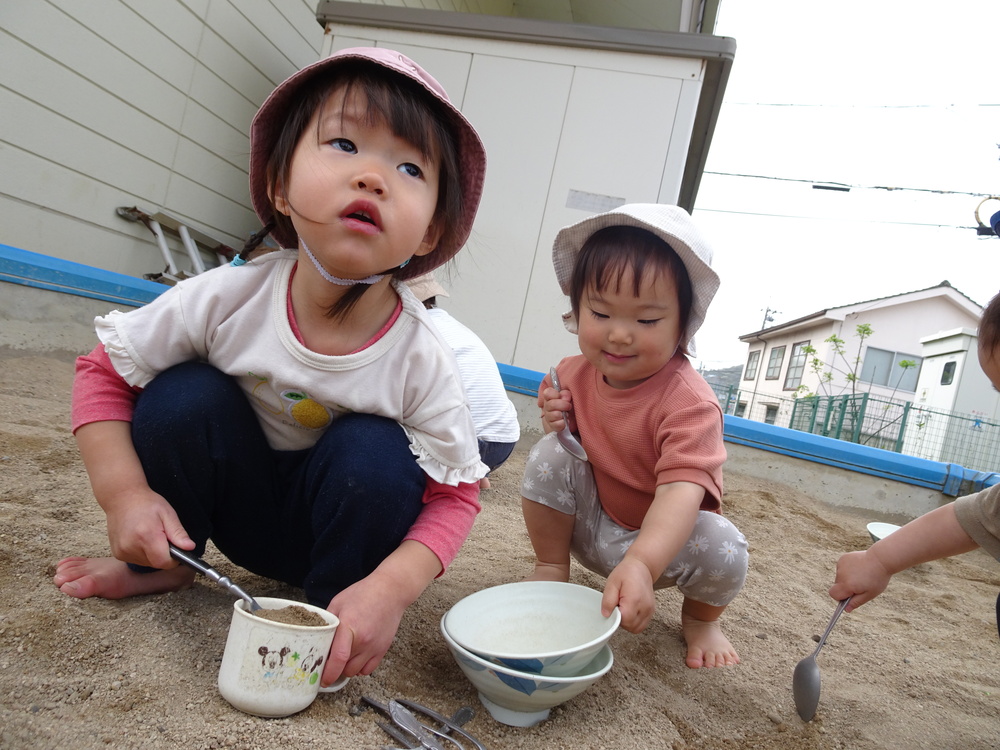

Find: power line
[702,170,995,198]
[723,101,1000,109]
[693,205,979,231]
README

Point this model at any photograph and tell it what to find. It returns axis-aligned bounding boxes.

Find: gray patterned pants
[522,433,748,607]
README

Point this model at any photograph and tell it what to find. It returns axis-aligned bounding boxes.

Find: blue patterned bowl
[442,581,619,677]
[440,615,614,727]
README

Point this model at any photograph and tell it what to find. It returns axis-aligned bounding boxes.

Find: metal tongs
[169,544,261,611]
[358,696,486,750]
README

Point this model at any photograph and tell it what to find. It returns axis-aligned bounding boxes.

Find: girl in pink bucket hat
[55,47,489,688]
[520,204,749,669]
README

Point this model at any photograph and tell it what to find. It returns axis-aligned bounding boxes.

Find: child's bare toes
[681,615,740,669]
[53,556,194,600]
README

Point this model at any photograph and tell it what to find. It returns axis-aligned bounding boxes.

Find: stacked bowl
[441,581,620,727]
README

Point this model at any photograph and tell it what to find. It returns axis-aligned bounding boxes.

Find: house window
[783,341,810,390]
[765,346,786,380]
[743,350,761,380]
[735,402,747,418]
[859,347,922,392]
[764,404,778,425]
[941,361,956,386]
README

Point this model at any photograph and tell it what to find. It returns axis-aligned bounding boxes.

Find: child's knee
[523,432,576,485]
[312,414,423,498]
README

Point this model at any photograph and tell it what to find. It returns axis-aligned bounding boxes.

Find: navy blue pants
[478,439,515,475]
[131,362,425,607]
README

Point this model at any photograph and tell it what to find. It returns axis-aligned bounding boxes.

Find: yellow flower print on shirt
[281,390,332,429]
[247,373,334,428]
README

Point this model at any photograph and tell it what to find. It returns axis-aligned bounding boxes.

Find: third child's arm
[604,481,704,632]
[829,503,978,611]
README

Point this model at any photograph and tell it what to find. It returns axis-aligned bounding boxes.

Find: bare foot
[53,557,195,600]
[524,561,570,583]
[681,612,740,668]
[479,477,491,490]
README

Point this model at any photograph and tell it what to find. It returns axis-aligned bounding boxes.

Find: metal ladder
[116,206,237,283]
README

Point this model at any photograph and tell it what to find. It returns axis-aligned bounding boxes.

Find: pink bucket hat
[551,204,720,356]
[249,46,487,279]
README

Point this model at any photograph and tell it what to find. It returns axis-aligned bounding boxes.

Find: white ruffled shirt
[94,250,487,487]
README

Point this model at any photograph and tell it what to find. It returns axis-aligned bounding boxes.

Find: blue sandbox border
[3,243,995,497]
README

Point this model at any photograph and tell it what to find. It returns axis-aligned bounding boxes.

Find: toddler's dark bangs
[574,227,683,298]
[570,226,694,334]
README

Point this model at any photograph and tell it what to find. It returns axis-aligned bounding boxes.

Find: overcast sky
[690,0,1000,370]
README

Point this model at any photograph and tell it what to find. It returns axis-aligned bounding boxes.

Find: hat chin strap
[301,239,386,286]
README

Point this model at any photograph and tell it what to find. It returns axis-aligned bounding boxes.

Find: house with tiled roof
[733,281,983,426]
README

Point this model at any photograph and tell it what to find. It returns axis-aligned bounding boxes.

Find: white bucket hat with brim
[551,203,720,356]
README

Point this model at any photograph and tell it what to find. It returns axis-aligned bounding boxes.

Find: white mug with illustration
[217,596,343,717]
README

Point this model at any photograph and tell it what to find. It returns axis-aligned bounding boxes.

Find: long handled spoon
[792,596,851,721]
[169,544,262,611]
[548,368,588,461]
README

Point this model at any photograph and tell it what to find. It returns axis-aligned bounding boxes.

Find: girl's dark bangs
[586,230,655,298]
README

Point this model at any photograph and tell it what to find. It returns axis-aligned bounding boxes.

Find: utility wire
[694,205,979,231]
[702,171,994,198]
[723,101,1000,109]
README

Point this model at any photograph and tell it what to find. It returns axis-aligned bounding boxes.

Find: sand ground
[1,353,998,750]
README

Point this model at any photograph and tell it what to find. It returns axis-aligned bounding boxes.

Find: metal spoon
[792,596,851,721]
[169,544,262,611]
[548,367,588,461]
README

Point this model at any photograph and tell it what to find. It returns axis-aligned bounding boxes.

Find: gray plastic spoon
[169,544,262,611]
[792,596,851,721]
[548,367,588,461]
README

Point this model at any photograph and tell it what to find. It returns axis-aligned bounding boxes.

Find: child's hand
[538,376,575,434]
[321,573,407,685]
[603,557,656,633]
[828,549,891,611]
[830,504,978,613]
[104,487,194,570]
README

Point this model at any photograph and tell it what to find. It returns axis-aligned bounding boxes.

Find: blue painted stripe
[0,244,165,307]
[722,415,998,496]
[497,363,543,397]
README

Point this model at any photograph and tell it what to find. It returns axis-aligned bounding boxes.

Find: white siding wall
[1,0,322,278]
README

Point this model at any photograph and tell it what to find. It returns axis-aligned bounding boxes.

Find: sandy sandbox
[1,353,998,750]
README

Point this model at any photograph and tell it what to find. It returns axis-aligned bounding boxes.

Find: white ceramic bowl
[442,581,620,677]
[440,615,613,727]
[867,522,901,542]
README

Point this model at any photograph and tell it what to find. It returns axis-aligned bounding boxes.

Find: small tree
[796,323,873,399]
[795,323,917,447]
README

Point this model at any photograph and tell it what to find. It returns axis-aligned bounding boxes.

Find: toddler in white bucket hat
[551,203,719,357]
[520,203,748,669]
